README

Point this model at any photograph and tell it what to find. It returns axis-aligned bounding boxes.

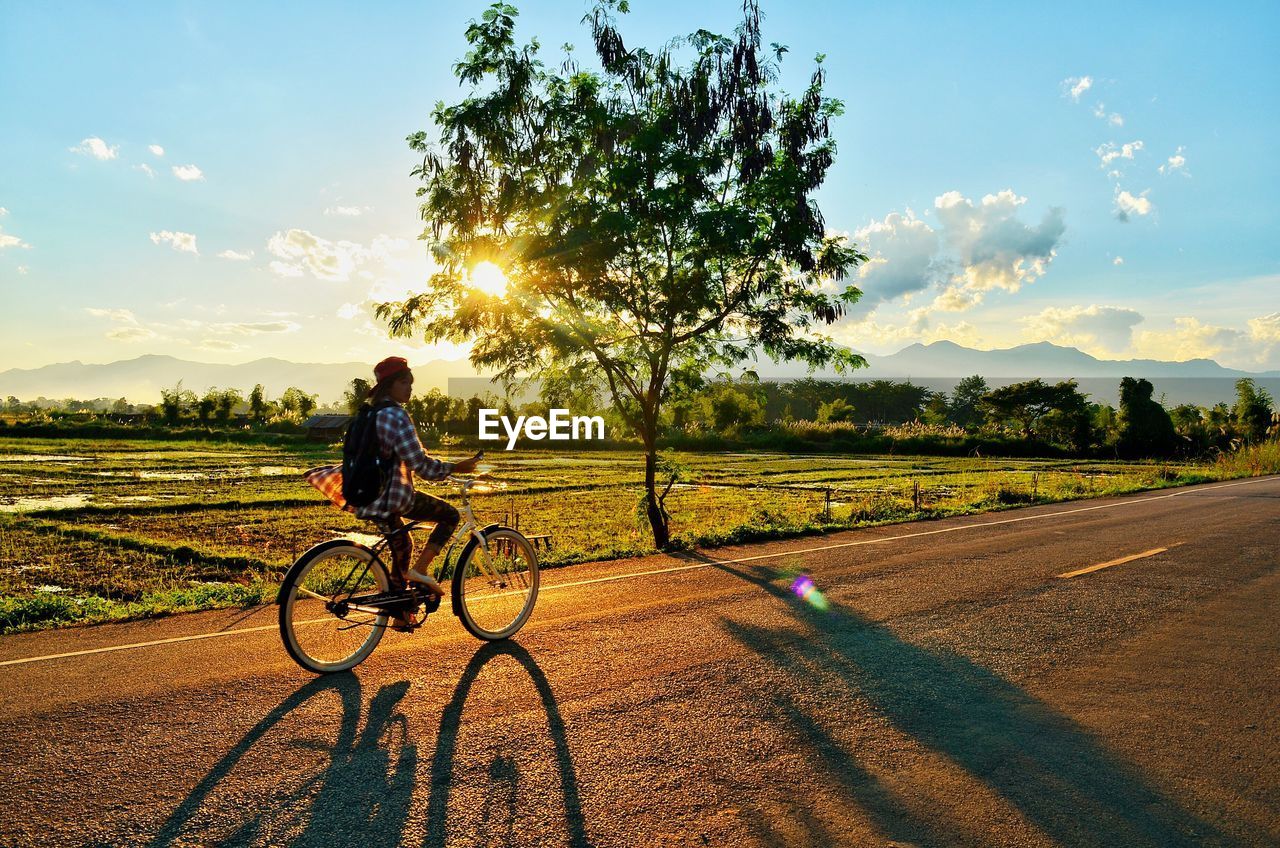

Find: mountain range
[1,343,1276,406]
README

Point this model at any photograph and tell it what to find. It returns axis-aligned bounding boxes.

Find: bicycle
[277,474,540,674]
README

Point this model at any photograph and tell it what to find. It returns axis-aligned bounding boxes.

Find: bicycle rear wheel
[453,528,539,640]
[278,542,390,673]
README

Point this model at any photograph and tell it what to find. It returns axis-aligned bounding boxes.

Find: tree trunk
[643,446,670,549]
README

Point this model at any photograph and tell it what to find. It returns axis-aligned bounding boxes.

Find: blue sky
[2,0,1278,372]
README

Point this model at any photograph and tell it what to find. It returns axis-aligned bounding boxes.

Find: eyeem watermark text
[478,408,606,450]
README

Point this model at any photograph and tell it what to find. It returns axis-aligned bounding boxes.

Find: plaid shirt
[304,404,454,520]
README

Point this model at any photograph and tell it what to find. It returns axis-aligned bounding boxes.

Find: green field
[0,436,1274,632]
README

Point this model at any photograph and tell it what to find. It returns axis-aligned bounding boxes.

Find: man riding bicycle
[305,356,480,625]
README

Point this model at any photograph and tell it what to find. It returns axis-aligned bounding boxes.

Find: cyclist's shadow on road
[149,642,587,848]
[149,674,417,848]
[425,640,590,848]
[675,551,1245,848]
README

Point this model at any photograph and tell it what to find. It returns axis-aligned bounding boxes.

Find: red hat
[373,356,410,384]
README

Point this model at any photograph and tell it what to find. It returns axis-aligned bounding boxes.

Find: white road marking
[3,475,1274,668]
[1057,547,1169,579]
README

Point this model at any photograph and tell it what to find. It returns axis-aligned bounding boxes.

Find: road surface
[2,475,1278,846]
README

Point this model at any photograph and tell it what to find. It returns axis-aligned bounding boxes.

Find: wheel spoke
[280,545,388,673]
[456,529,539,640]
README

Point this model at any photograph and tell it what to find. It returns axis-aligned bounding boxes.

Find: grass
[1,435,1275,633]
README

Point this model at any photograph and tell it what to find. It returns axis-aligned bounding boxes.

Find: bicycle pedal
[422,594,442,615]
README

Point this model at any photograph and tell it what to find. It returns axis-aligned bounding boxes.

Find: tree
[1232,378,1274,443]
[948,375,988,429]
[381,1,866,547]
[280,387,318,421]
[1116,377,1176,456]
[981,378,1093,450]
[249,384,267,423]
[110,397,130,414]
[215,389,242,425]
[344,378,372,415]
[196,388,221,425]
[816,397,856,423]
[159,382,195,426]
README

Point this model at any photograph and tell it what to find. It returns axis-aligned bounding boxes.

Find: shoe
[406,568,446,600]
[388,609,418,633]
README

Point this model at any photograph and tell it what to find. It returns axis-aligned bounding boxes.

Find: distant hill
[754,341,1280,406]
[0,354,479,404]
[3,343,1276,407]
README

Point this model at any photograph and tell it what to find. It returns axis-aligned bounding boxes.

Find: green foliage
[816,398,857,423]
[1233,378,1274,444]
[981,378,1093,450]
[948,375,989,429]
[382,0,867,547]
[1116,377,1177,456]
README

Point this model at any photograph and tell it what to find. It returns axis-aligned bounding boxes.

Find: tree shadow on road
[148,673,416,847]
[673,550,1242,847]
[424,640,591,848]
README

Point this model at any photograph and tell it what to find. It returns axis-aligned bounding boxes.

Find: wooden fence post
[824,488,831,522]
[1032,472,1038,499]
[912,480,920,511]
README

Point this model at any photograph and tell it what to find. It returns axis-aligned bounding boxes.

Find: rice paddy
[0,435,1267,632]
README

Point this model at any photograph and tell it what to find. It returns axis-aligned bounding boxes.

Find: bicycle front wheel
[453,528,539,640]
[278,542,390,674]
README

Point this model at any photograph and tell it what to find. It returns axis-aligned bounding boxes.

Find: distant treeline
[4,374,1277,458]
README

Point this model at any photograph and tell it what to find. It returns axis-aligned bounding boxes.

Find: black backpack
[341,401,394,507]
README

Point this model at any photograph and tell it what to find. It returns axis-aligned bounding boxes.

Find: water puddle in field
[0,494,93,512]
[0,454,91,463]
[89,465,302,481]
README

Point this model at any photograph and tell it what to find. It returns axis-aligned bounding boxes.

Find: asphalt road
[2,475,1278,847]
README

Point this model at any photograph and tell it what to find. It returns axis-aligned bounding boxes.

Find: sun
[467,261,509,297]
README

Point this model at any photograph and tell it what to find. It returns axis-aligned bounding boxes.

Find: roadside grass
[0,436,1274,633]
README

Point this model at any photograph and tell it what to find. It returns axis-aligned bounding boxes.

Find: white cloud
[0,207,7,216]
[269,260,305,278]
[933,189,1066,298]
[106,326,157,342]
[135,164,156,178]
[267,228,365,281]
[1132,317,1246,362]
[835,307,982,352]
[199,339,245,352]
[172,164,205,182]
[70,137,118,160]
[1114,189,1153,222]
[852,211,941,304]
[337,302,362,319]
[16,265,28,275]
[85,307,138,324]
[207,320,301,335]
[1113,256,1124,266]
[217,249,254,261]
[1021,304,1144,357]
[932,285,982,312]
[1158,146,1189,176]
[0,227,31,249]
[1062,76,1093,102]
[148,144,165,157]
[324,205,373,217]
[1248,313,1280,344]
[1094,140,1144,168]
[149,230,199,254]
[1092,103,1123,126]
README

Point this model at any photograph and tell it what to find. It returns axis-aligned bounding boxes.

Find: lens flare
[790,573,829,611]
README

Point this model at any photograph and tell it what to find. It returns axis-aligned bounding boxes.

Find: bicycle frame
[329,476,503,607]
